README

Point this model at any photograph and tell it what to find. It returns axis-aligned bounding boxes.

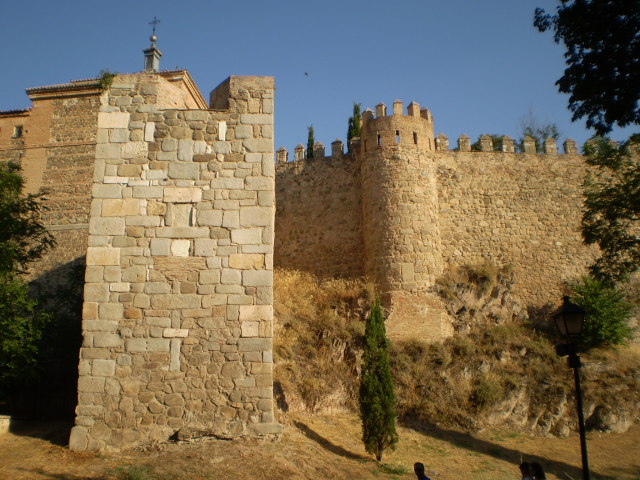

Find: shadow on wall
[8,257,86,422]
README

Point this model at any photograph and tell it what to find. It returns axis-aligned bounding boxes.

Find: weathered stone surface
[98,112,130,128]
[86,247,120,266]
[168,162,199,180]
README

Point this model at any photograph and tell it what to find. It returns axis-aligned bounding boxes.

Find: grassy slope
[273,268,640,436]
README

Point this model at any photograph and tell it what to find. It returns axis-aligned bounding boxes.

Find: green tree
[307,125,314,159]
[471,134,504,152]
[0,273,51,389]
[535,1,640,282]
[517,109,560,152]
[359,297,398,462]
[534,0,640,135]
[582,136,640,283]
[0,162,54,399]
[347,102,362,152]
[0,162,55,274]
[571,275,634,348]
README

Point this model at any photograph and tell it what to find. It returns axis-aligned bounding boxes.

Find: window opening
[395,130,400,144]
[377,134,381,146]
[12,125,23,138]
[413,132,418,144]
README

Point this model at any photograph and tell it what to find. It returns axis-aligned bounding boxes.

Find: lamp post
[552,296,591,480]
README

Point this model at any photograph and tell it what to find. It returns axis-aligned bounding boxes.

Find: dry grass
[273,270,371,412]
[274,269,640,437]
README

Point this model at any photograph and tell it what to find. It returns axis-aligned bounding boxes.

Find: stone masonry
[276,101,596,341]
[1,58,601,449]
[67,73,280,451]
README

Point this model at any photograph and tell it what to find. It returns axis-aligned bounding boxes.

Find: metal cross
[149,16,161,36]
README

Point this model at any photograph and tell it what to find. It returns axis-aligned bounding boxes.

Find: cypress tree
[359,296,398,461]
[347,103,362,152]
[307,125,314,159]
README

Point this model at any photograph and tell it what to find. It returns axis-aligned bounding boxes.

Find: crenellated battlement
[360,100,435,152]
[275,96,593,317]
[279,100,582,164]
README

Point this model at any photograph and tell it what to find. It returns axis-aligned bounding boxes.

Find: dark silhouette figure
[531,462,547,479]
[520,462,534,480]
[414,462,431,480]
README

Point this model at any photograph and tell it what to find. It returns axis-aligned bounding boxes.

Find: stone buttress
[70,73,281,451]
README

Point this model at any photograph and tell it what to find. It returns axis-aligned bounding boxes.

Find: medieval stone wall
[436,151,596,307]
[274,101,595,311]
[275,154,363,279]
[69,73,280,451]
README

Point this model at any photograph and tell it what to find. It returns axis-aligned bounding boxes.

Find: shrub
[571,275,634,349]
[0,273,51,397]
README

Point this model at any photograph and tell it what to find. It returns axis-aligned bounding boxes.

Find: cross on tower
[149,16,160,36]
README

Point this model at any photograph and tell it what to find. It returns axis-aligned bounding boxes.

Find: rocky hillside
[273,268,640,436]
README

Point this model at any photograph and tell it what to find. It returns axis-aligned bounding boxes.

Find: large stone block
[98,302,124,320]
[93,333,124,348]
[96,143,122,160]
[229,253,264,269]
[168,162,200,180]
[122,142,148,159]
[98,111,130,128]
[231,228,262,245]
[239,114,271,125]
[86,247,121,266]
[132,186,163,199]
[194,238,216,256]
[156,226,209,238]
[178,140,194,161]
[210,177,244,190]
[102,199,141,216]
[242,138,273,153]
[242,270,272,287]
[93,184,124,199]
[150,294,202,309]
[84,283,109,302]
[89,217,125,236]
[163,187,203,203]
[239,305,273,321]
[78,376,106,393]
[196,210,223,226]
[237,337,271,352]
[239,207,272,227]
[92,359,116,376]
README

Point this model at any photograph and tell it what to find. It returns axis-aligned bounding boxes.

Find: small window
[12,125,23,138]
[395,130,400,144]
[364,140,367,152]
[377,134,381,146]
[413,132,418,144]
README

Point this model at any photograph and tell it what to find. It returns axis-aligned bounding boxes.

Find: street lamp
[552,296,590,480]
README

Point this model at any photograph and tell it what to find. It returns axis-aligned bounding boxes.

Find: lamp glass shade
[553,297,585,340]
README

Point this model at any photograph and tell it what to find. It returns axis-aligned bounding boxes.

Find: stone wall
[69,73,280,451]
[436,151,596,307]
[275,155,363,279]
[274,101,595,312]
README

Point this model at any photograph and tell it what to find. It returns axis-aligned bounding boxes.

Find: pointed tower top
[143,17,163,72]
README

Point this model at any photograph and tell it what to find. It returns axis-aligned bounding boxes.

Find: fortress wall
[361,146,443,293]
[274,156,364,278]
[70,74,280,452]
[435,151,597,307]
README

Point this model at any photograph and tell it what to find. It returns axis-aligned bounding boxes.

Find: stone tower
[359,100,443,294]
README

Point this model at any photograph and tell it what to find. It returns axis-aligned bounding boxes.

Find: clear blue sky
[0,0,634,153]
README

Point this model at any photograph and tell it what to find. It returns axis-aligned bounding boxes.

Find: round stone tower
[359,100,443,295]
